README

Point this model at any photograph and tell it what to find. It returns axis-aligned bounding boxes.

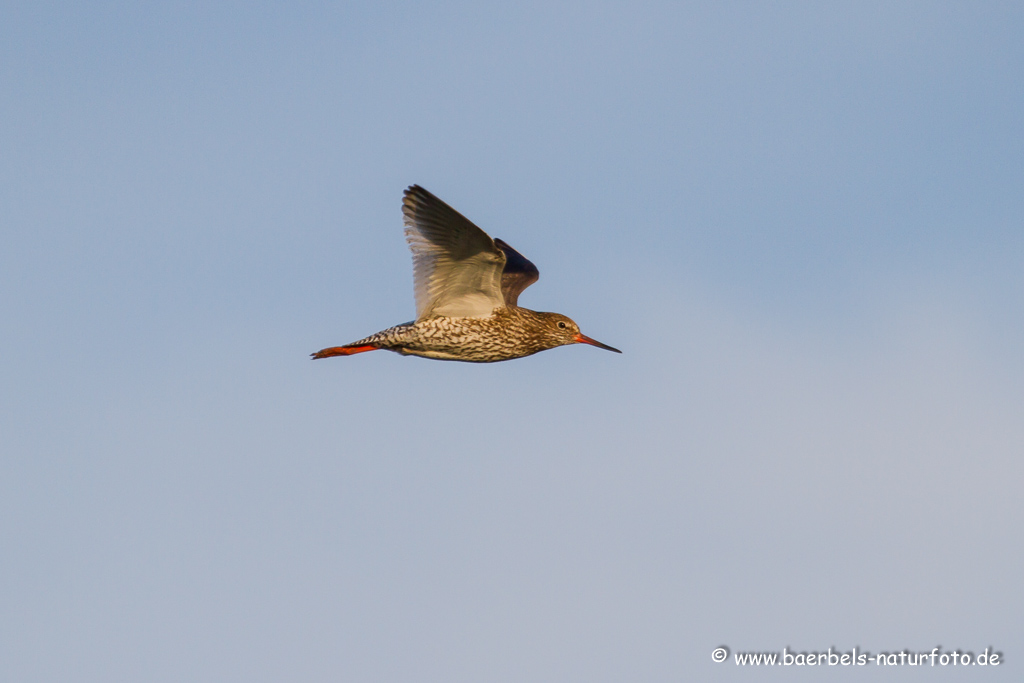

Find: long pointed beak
[574,333,622,354]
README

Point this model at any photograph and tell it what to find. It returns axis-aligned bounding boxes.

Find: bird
[312,185,621,363]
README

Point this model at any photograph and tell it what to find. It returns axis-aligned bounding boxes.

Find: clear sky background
[2,2,1022,681]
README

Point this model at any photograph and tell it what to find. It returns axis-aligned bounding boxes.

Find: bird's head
[542,313,621,353]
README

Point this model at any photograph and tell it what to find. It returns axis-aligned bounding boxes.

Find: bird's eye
[557,321,567,329]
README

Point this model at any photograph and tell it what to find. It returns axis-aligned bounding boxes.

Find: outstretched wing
[402,185,507,320]
[494,238,539,307]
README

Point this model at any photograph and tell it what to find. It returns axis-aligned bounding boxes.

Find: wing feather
[494,238,540,307]
[402,185,507,320]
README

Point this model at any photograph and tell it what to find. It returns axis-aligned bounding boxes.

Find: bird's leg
[310,344,379,359]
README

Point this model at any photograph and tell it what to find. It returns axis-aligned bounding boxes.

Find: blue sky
[2,2,1022,681]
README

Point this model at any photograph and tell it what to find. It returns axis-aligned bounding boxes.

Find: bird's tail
[310,344,379,359]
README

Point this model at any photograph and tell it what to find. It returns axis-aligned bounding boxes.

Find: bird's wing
[494,238,540,307]
[403,185,507,320]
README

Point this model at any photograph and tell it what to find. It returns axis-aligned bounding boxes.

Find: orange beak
[573,333,622,353]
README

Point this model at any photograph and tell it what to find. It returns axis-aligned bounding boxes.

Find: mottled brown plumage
[312,185,620,363]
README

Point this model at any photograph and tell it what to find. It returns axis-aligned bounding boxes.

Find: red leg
[311,344,379,359]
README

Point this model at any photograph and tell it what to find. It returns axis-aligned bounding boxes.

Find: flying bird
[312,185,621,363]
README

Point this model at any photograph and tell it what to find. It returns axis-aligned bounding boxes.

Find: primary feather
[402,185,507,320]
